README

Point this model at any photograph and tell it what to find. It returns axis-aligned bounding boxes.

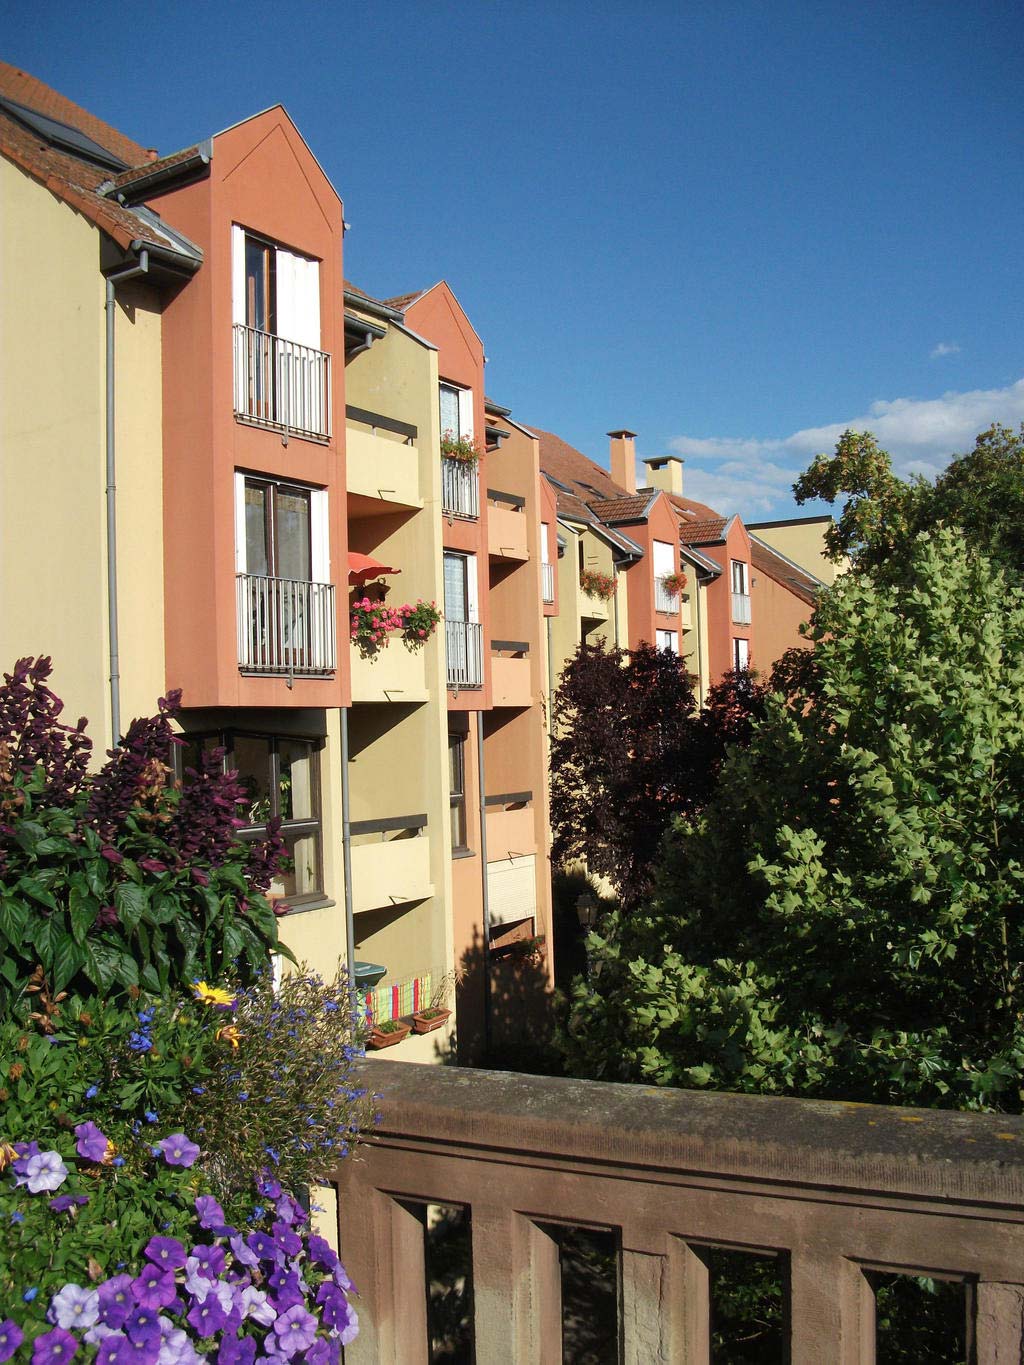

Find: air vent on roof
[0,96,128,172]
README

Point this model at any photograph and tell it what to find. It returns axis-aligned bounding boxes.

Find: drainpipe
[476,710,491,1055]
[104,249,149,747]
[612,566,621,647]
[340,708,357,994]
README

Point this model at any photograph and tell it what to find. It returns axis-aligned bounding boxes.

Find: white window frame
[439,380,474,442]
[231,225,321,348]
[656,629,679,654]
[733,636,750,671]
[731,559,749,595]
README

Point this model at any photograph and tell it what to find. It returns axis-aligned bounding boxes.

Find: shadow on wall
[438,925,562,1074]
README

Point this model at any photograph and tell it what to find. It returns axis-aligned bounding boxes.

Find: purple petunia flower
[266,1268,303,1313]
[272,1304,317,1359]
[238,1286,275,1327]
[194,1195,228,1234]
[256,1176,281,1200]
[245,1230,280,1264]
[22,1151,69,1194]
[75,1121,111,1163]
[185,1296,227,1339]
[0,1319,23,1364]
[156,1134,200,1168]
[96,1336,159,1363]
[229,1233,259,1269]
[215,1338,256,1365]
[49,1194,89,1213]
[187,1244,225,1278]
[305,1340,341,1365]
[270,1221,302,1258]
[143,1237,186,1271]
[31,1326,78,1362]
[130,1265,176,1311]
[123,1306,161,1347]
[48,1284,99,1331]
[306,1235,338,1270]
[154,1323,200,1364]
[97,1275,134,1329]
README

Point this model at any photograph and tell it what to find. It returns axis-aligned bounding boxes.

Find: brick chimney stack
[608,429,638,494]
[643,455,684,496]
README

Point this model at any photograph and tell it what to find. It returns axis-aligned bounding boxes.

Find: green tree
[562,529,1024,1113]
[794,422,1024,574]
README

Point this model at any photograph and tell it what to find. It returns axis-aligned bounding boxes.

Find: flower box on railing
[580,569,616,601]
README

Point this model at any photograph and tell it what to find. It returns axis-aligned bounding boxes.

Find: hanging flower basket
[661,571,687,596]
[580,569,616,601]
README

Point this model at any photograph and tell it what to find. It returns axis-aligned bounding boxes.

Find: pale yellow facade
[0,159,165,750]
[748,517,844,585]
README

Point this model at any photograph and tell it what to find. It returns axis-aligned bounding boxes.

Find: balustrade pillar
[621,1246,680,1363]
[975,1282,1024,1363]
[468,1208,561,1364]
[788,1253,875,1365]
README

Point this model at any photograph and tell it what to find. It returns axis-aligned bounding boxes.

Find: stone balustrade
[334,1060,1024,1363]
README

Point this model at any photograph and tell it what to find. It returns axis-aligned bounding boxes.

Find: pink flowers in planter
[350,598,441,653]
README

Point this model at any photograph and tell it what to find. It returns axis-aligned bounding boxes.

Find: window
[439,381,473,443]
[232,228,321,348]
[656,630,679,654]
[179,732,324,908]
[443,553,482,687]
[449,730,468,851]
[733,637,750,671]
[731,559,751,625]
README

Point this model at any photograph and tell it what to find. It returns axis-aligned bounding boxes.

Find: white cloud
[669,378,1024,520]
[930,341,961,359]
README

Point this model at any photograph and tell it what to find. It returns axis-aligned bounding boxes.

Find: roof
[0,62,148,166]
[531,426,629,503]
[594,493,658,523]
[384,288,428,312]
[750,536,822,606]
[0,65,202,267]
[108,143,206,195]
[677,517,729,546]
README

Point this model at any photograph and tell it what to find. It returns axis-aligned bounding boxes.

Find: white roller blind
[653,539,675,578]
[276,249,321,349]
[231,226,246,327]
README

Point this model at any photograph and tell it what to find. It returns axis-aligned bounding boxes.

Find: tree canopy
[794,422,1024,575]
[562,529,1024,1112]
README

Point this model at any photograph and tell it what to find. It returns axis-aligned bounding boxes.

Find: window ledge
[451,847,476,861]
[276,896,337,917]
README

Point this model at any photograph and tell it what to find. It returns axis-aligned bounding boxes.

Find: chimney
[608,429,638,494]
[642,455,684,496]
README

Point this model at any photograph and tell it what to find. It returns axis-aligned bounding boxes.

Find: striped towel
[365,972,432,1024]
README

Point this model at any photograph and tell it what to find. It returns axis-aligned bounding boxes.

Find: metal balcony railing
[445,619,484,689]
[732,591,752,624]
[233,324,331,440]
[236,573,336,676]
[655,577,680,613]
[441,457,479,519]
[541,562,555,603]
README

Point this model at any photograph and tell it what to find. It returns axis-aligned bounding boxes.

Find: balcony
[346,406,422,510]
[233,324,331,441]
[337,1060,1024,1363]
[485,792,536,860]
[350,640,429,704]
[490,641,531,707]
[445,619,484,689]
[655,576,681,614]
[349,815,432,914]
[732,591,752,625]
[541,562,555,603]
[579,587,609,622]
[441,457,479,519]
[235,573,335,676]
[487,491,528,561]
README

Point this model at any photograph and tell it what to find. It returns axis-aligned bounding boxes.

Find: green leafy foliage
[563,529,1024,1113]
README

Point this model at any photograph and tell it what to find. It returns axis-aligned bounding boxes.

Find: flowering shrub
[2,971,371,1212]
[1,1159,359,1360]
[579,569,616,601]
[350,598,441,655]
[0,658,288,1010]
[440,430,481,465]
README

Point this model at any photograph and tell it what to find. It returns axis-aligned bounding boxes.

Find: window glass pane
[449,733,466,848]
[245,482,269,578]
[279,739,314,821]
[443,554,467,621]
[273,828,320,900]
[245,237,270,331]
[439,384,460,440]
[275,487,311,581]
[233,735,273,824]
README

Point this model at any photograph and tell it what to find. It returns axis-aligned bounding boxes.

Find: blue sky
[8,1,1022,518]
